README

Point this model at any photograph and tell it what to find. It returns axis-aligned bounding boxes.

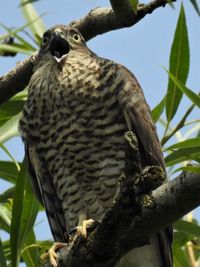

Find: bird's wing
[117,64,173,267]
[25,144,67,242]
[117,64,165,169]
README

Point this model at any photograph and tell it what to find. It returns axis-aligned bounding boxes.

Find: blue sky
[0,0,200,258]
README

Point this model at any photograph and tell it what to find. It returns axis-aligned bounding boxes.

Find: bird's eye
[42,36,49,46]
[73,33,80,42]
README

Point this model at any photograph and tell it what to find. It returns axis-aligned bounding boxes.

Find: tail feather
[25,144,67,242]
[115,235,171,267]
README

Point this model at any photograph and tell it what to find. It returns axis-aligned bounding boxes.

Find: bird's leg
[48,242,67,267]
[41,242,67,267]
[42,220,96,266]
[75,219,95,239]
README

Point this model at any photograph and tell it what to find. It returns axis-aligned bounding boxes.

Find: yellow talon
[41,242,67,267]
[76,219,94,238]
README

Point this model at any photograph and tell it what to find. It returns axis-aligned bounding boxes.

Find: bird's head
[39,25,86,63]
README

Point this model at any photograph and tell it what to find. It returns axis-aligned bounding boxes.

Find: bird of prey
[19,25,172,267]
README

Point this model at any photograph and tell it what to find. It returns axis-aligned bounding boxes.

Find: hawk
[19,25,172,267]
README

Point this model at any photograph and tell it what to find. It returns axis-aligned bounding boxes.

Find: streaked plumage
[19,25,172,267]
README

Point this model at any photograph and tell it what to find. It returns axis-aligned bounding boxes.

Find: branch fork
[42,131,169,267]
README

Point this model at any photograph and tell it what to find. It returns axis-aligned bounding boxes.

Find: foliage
[129,0,138,13]
[0,1,200,266]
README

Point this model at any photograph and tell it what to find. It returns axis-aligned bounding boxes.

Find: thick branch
[42,168,200,267]
[0,0,176,105]
[0,52,37,104]
[70,0,176,41]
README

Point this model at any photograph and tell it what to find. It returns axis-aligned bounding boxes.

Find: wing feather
[25,144,67,242]
[118,64,165,170]
[117,64,173,267]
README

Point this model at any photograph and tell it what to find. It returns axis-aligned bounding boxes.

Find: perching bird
[19,25,172,267]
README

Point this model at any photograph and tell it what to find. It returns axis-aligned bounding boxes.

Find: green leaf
[29,240,53,251]
[166,138,200,150]
[173,231,192,249]
[165,147,200,166]
[10,162,27,267]
[0,218,10,233]
[20,0,41,6]
[19,180,39,248]
[161,103,195,146]
[11,89,28,101]
[0,238,8,267]
[0,202,12,230]
[173,247,190,267]
[0,23,36,51]
[21,230,40,267]
[165,69,200,108]
[189,0,200,16]
[174,220,200,238]
[152,96,166,123]
[0,186,15,202]
[20,0,46,38]
[0,143,21,171]
[129,0,138,13]
[166,3,190,121]
[166,0,175,8]
[2,240,11,263]
[0,100,25,124]
[0,161,20,183]
[174,165,200,174]
[10,160,39,267]
[0,113,21,143]
[0,44,32,55]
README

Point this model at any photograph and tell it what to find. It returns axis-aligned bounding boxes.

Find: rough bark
[0,0,176,105]
[0,52,37,104]
[40,131,200,267]
[42,167,200,267]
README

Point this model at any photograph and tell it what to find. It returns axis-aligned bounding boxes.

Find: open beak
[50,32,70,62]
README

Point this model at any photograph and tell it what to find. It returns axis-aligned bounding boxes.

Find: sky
[0,0,200,263]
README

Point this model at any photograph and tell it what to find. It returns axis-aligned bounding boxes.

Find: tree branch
[42,167,200,267]
[0,0,176,105]
[41,131,199,267]
[70,0,176,41]
[0,52,37,104]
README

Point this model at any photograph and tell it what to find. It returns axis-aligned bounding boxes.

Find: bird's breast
[19,58,128,224]
[20,58,128,182]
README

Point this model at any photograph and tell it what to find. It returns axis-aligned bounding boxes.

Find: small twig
[184,119,200,127]
[186,242,197,267]
[186,214,197,267]
[161,103,195,146]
